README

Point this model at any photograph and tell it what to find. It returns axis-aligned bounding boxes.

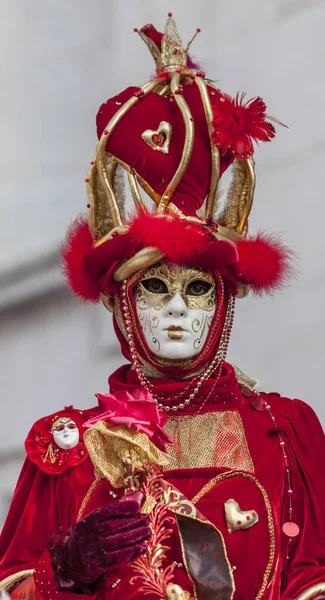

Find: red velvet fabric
[96,83,234,217]
[1,366,325,599]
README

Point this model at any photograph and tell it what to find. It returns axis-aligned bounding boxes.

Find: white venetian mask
[135,263,217,361]
[52,417,79,450]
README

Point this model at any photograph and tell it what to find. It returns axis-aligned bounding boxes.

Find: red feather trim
[234,232,295,295]
[211,92,276,159]
[61,215,100,302]
[128,212,211,264]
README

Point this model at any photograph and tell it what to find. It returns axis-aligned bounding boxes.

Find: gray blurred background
[1,0,324,527]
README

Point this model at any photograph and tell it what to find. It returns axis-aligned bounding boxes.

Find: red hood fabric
[108,361,243,414]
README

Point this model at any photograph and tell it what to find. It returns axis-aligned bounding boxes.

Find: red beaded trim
[252,391,300,568]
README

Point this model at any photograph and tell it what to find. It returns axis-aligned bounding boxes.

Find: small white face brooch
[51,417,80,450]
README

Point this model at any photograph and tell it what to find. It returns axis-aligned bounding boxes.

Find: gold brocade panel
[164,410,254,472]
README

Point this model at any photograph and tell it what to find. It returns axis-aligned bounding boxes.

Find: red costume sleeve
[281,399,325,599]
[0,457,60,580]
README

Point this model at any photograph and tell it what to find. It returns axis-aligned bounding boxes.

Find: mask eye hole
[185,280,212,297]
[67,422,77,430]
[54,424,64,432]
[141,278,168,294]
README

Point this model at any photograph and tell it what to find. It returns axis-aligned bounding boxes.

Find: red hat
[61,15,293,305]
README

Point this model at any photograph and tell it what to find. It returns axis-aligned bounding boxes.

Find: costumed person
[1,15,325,600]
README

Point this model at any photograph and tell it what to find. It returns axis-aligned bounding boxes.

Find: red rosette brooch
[83,389,172,489]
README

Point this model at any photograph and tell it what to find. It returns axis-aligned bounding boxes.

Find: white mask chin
[52,418,79,450]
[135,263,217,361]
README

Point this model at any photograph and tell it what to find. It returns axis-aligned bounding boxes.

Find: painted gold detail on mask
[167,326,184,340]
[134,263,217,360]
[115,270,225,372]
[51,417,79,451]
[51,417,76,433]
[142,121,172,154]
[135,263,216,311]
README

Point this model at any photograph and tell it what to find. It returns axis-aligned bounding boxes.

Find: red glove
[49,499,150,593]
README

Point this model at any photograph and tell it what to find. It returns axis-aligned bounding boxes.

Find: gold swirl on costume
[84,422,169,488]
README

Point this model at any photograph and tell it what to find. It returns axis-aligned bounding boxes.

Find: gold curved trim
[97,150,122,230]
[0,570,34,592]
[191,471,275,600]
[136,171,161,206]
[158,72,195,212]
[157,83,170,96]
[86,157,96,235]
[296,583,325,600]
[236,157,256,235]
[216,224,242,242]
[95,77,164,228]
[100,293,114,313]
[87,155,124,240]
[236,284,250,299]
[107,153,161,207]
[77,473,103,521]
[92,225,128,248]
[127,170,146,211]
[113,247,166,282]
[195,78,220,221]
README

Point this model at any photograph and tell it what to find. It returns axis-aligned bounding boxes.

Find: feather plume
[128,212,210,264]
[211,92,276,158]
[235,232,295,295]
[61,215,100,302]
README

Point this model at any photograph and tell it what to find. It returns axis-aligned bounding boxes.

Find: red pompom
[234,232,295,295]
[211,92,276,159]
[128,212,211,264]
[61,215,100,302]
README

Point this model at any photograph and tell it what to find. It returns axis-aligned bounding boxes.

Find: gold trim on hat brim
[195,76,220,221]
[0,570,34,592]
[113,247,166,282]
[296,584,325,600]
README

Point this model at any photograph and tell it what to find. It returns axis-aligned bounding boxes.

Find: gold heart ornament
[224,499,259,533]
[141,121,172,154]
